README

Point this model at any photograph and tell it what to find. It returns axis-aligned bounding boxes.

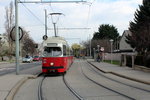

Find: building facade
[119,30,134,51]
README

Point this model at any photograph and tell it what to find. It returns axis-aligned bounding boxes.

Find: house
[119,30,134,52]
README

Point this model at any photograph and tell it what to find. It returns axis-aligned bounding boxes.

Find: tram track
[37,59,149,100]
[38,74,83,100]
[80,62,135,100]
[65,60,136,100]
[63,75,84,100]
[86,61,150,93]
[38,75,45,100]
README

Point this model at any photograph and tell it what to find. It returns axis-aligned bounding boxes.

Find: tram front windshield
[43,47,62,57]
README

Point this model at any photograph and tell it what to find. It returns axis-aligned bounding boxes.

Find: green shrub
[134,55,144,66]
[145,54,150,68]
[134,55,150,68]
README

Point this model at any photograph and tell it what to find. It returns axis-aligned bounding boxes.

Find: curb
[5,77,28,100]
[110,72,150,85]
[87,61,150,85]
[5,75,38,100]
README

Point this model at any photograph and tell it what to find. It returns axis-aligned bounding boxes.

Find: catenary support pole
[15,0,19,75]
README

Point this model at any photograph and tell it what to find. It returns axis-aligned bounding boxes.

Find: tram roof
[43,36,68,46]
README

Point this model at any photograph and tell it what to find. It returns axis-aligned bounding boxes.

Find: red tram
[41,36,73,74]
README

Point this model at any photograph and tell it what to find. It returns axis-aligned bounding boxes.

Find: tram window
[53,47,61,56]
[43,47,62,57]
[66,47,70,56]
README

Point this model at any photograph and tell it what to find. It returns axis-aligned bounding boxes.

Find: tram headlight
[50,62,54,66]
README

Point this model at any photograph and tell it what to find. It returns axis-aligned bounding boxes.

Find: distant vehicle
[33,56,40,61]
[22,55,33,63]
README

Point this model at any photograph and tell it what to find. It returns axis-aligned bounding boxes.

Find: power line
[19,0,86,3]
[49,3,55,13]
[20,3,45,26]
[65,38,81,40]
[0,27,5,28]
[47,27,90,30]
[84,0,95,28]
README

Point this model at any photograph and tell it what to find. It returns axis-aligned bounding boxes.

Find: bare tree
[81,39,110,55]
[91,39,110,52]
[21,30,36,57]
[0,35,9,61]
[4,1,15,59]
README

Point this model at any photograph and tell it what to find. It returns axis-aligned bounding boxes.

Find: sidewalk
[0,74,36,100]
[87,59,150,85]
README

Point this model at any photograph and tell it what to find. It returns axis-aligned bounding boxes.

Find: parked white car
[22,56,33,63]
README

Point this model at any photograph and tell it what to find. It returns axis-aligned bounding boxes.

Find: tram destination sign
[47,43,57,47]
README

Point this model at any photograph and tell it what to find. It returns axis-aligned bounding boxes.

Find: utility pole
[15,0,19,75]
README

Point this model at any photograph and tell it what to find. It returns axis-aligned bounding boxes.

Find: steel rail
[80,62,135,100]
[86,61,150,93]
[62,75,84,100]
[38,76,45,100]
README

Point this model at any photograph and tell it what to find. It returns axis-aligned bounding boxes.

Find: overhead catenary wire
[0,27,5,28]
[47,27,90,30]
[82,0,95,28]
[20,3,45,26]
[18,0,92,40]
[18,0,86,3]
[83,0,95,57]
[49,3,55,13]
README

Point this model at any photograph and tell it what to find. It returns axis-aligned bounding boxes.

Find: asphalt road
[0,61,42,75]
[13,59,150,100]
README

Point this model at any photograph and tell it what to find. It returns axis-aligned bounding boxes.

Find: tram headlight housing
[50,62,54,66]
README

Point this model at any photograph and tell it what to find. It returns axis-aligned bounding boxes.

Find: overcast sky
[0,0,142,45]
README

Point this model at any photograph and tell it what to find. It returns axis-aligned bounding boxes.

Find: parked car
[22,56,33,63]
[33,56,40,61]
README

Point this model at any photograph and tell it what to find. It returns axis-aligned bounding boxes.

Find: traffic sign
[10,26,24,41]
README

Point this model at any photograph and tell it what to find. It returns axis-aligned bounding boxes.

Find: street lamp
[110,39,114,64]
[89,34,91,57]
